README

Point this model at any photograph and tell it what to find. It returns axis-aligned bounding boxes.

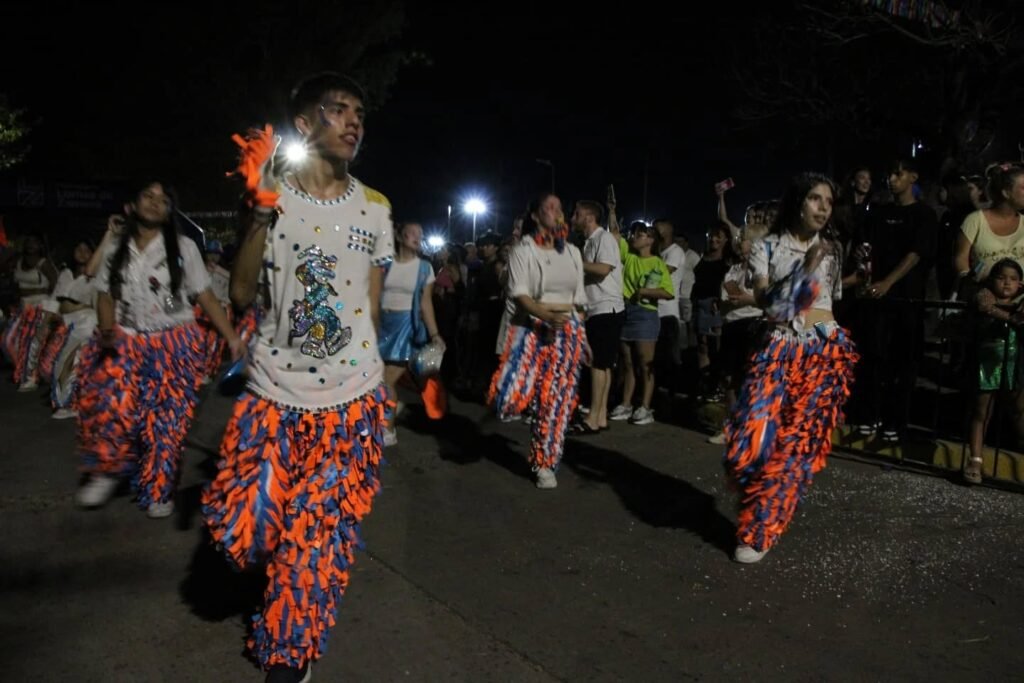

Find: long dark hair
[772,172,842,286]
[705,220,738,264]
[771,172,838,239]
[108,181,183,300]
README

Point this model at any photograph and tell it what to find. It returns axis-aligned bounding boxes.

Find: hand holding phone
[715,178,735,194]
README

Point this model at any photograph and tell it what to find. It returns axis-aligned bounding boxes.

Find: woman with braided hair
[74,181,244,517]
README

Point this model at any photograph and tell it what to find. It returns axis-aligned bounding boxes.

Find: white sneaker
[609,404,633,421]
[535,467,557,489]
[707,432,727,445]
[17,380,38,392]
[630,407,654,425]
[75,475,118,508]
[383,428,398,447]
[147,500,175,519]
[734,544,770,564]
[199,375,212,386]
[578,405,591,415]
[855,422,880,436]
[500,413,522,423]
[52,408,78,420]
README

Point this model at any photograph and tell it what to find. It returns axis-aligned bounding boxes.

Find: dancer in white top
[723,172,858,564]
[74,181,243,519]
[202,72,395,683]
[490,192,587,489]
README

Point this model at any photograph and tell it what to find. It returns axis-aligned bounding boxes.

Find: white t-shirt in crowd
[245,176,395,412]
[721,261,763,322]
[507,238,585,306]
[583,227,624,316]
[678,247,700,300]
[96,234,210,332]
[498,236,586,341]
[382,256,435,311]
[53,269,97,306]
[658,242,687,318]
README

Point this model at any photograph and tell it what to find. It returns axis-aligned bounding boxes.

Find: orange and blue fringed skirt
[76,323,205,508]
[201,385,391,669]
[489,317,586,470]
[723,322,858,553]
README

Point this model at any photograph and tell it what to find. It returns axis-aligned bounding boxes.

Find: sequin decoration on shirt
[288,245,352,358]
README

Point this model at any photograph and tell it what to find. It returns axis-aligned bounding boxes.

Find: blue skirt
[621,303,661,342]
[379,310,416,362]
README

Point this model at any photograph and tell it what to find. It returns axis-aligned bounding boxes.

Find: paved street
[2,381,1023,682]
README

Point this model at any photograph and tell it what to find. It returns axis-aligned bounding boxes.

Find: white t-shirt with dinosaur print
[246,176,395,412]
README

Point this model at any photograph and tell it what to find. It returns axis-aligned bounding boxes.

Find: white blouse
[749,231,841,329]
[506,237,586,325]
[96,234,210,332]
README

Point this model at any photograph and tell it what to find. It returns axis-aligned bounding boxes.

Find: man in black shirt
[852,158,938,442]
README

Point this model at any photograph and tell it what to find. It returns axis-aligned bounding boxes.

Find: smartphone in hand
[715,178,735,193]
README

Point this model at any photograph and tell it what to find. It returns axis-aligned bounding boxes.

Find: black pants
[847,300,922,432]
[655,315,681,393]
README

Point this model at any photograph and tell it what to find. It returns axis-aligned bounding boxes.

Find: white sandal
[964,456,983,485]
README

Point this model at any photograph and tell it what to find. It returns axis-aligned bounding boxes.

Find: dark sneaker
[266,663,311,683]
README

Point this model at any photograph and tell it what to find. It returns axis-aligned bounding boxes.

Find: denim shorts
[695,297,722,337]
[621,303,660,342]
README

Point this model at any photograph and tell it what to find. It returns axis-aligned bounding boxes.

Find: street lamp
[463,198,487,242]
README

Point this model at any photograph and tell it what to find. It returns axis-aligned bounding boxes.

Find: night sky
[3,3,844,244]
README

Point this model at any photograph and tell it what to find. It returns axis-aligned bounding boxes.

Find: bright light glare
[463,198,486,215]
[426,235,446,248]
[285,142,308,163]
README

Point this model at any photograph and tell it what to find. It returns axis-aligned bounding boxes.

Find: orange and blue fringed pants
[201,386,391,670]
[724,323,858,553]
[37,318,69,380]
[76,323,205,508]
[9,304,44,383]
[489,317,586,470]
[194,303,233,379]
